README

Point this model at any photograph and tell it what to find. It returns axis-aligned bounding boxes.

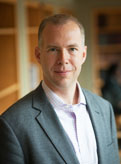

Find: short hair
[38,14,85,47]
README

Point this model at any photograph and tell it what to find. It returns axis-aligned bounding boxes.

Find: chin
[54,80,74,89]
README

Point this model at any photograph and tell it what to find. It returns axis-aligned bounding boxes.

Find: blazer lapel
[32,84,79,164]
[82,89,112,164]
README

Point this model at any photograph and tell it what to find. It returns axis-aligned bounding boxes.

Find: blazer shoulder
[1,90,34,120]
[82,88,111,107]
[1,83,45,117]
[82,88,115,122]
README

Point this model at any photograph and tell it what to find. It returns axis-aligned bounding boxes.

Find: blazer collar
[82,89,112,164]
[32,83,80,164]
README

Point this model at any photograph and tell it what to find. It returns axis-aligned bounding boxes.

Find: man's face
[36,21,87,91]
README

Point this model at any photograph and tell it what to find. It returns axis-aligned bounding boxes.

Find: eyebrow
[46,44,79,49]
[67,44,79,48]
[46,45,59,49]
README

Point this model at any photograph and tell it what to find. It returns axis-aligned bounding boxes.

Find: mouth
[54,70,72,76]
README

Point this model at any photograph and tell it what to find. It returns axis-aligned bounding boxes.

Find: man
[0,14,120,164]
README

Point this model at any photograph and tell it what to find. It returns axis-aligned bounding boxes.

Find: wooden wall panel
[0,91,18,114]
[0,1,19,114]
[0,35,17,90]
[0,3,15,28]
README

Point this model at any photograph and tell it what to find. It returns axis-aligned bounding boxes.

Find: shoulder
[82,88,115,126]
[0,90,34,127]
[0,83,46,122]
[2,90,33,115]
[82,88,108,103]
[82,88,113,111]
[0,83,48,136]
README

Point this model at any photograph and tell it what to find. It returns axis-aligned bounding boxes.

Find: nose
[57,49,69,65]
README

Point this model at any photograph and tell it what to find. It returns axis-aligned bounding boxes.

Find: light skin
[35,21,87,104]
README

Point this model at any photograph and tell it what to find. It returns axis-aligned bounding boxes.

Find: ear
[81,46,87,64]
[35,47,41,64]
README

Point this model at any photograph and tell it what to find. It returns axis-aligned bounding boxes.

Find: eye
[70,47,77,51]
[49,48,57,52]
[47,47,59,55]
[69,47,79,54]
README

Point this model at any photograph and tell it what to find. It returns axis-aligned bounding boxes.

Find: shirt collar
[42,81,86,109]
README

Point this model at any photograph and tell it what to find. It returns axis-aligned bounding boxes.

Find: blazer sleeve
[0,117,25,164]
[109,103,119,142]
[109,103,120,163]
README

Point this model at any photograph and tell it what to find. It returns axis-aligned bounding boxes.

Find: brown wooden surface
[0,90,18,114]
[0,1,19,114]
[0,35,17,90]
[0,2,15,28]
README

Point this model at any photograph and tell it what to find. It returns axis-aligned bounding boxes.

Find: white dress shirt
[42,81,98,164]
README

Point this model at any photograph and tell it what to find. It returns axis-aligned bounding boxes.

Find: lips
[54,70,72,76]
[55,70,71,73]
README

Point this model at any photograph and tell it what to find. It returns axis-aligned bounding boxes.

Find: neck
[44,81,79,105]
[56,87,78,105]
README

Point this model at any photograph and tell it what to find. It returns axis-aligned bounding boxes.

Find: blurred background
[0,0,121,160]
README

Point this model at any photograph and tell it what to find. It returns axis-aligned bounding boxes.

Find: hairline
[38,14,85,47]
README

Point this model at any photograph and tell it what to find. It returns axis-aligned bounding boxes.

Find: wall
[73,0,121,91]
[27,0,75,8]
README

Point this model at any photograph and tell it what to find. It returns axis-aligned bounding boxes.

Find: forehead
[41,21,82,44]
[43,21,80,33]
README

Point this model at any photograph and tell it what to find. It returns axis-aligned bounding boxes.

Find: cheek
[41,55,56,70]
[77,55,85,66]
[72,57,82,67]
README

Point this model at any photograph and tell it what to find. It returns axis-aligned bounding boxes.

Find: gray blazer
[0,83,120,164]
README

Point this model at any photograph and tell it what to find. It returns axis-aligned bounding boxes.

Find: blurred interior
[0,0,121,160]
